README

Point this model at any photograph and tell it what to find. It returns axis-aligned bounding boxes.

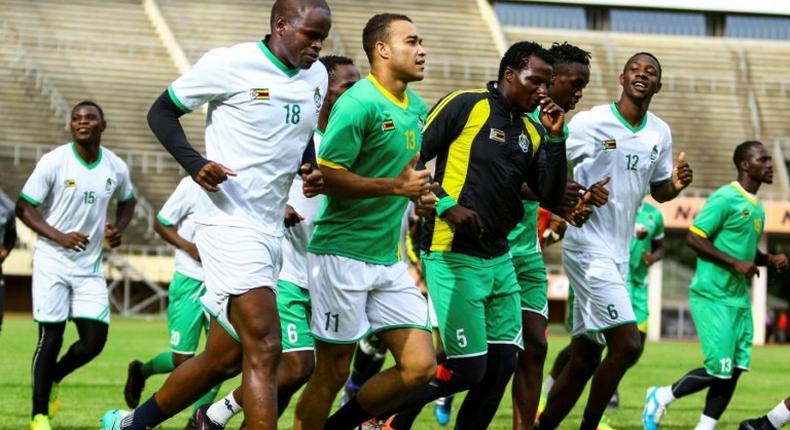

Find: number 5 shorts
[196,224,282,341]
[562,248,636,345]
[307,253,430,344]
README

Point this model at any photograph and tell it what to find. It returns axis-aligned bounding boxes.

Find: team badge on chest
[518,133,531,154]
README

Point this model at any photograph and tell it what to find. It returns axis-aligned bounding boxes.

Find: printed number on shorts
[284,104,301,125]
[287,323,299,343]
[170,330,180,346]
[324,312,339,332]
[719,358,732,373]
[456,328,467,348]
[606,304,618,320]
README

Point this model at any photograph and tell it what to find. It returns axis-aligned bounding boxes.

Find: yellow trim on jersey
[637,320,649,333]
[431,99,491,252]
[730,181,758,206]
[317,158,348,170]
[368,74,408,110]
[689,225,708,238]
[523,118,543,162]
[424,88,487,131]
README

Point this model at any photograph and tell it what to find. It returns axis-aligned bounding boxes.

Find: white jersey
[168,39,328,237]
[21,143,135,273]
[563,103,673,263]
[157,177,203,281]
[279,130,325,289]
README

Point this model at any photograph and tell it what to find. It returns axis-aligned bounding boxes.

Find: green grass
[1,314,788,429]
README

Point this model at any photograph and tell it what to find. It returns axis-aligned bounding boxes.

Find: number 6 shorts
[307,253,430,344]
[562,248,636,345]
[422,251,523,359]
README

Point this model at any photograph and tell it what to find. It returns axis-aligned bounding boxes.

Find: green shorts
[512,253,548,318]
[277,280,314,352]
[627,280,649,332]
[422,251,522,358]
[168,272,208,354]
[690,295,752,379]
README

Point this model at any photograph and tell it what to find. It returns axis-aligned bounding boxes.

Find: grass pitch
[1,314,787,429]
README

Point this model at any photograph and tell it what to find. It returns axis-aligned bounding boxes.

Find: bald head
[270,0,330,31]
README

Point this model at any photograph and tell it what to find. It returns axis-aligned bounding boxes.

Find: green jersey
[689,181,765,308]
[309,75,428,265]
[507,109,568,256]
[507,201,541,256]
[628,202,664,287]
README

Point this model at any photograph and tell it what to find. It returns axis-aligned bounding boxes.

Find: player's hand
[56,231,89,251]
[732,260,759,278]
[284,204,304,228]
[561,205,592,227]
[393,155,431,198]
[104,223,122,248]
[583,176,611,208]
[185,242,201,262]
[195,161,237,192]
[642,250,657,266]
[768,253,789,272]
[300,163,323,197]
[444,205,484,238]
[413,187,439,217]
[560,181,585,211]
[0,247,8,263]
[538,97,566,138]
[672,152,693,191]
[542,215,567,247]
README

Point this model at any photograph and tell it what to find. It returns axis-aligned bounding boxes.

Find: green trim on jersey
[156,213,174,226]
[121,190,136,202]
[610,102,647,133]
[20,191,40,207]
[689,182,764,308]
[71,143,103,170]
[258,40,298,78]
[314,128,325,137]
[167,86,192,113]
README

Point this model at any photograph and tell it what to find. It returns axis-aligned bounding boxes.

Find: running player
[740,396,790,430]
[16,101,137,430]
[385,40,568,430]
[643,141,788,430]
[536,52,693,430]
[292,13,437,430]
[510,41,591,430]
[0,191,17,335]
[100,1,330,429]
[193,55,360,428]
[123,176,219,428]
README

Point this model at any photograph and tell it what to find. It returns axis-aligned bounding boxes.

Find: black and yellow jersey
[421,81,567,259]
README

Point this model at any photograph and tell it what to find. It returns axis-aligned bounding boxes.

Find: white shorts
[427,294,439,328]
[562,248,635,345]
[32,253,109,324]
[278,220,311,289]
[308,253,430,343]
[196,225,282,341]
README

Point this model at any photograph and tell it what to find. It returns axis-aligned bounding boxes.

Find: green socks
[141,352,175,378]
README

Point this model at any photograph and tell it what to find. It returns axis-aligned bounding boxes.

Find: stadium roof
[519,0,790,16]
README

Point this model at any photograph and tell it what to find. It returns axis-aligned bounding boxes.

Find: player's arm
[643,236,665,266]
[754,250,789,271]
[299,136,323,198]
[154,217,200,262]
[15,198,88,251]
[320,155,431,199]
[651,148,693,202]
[104,197,137,249]
[0,215,17,263]
[524,99,567,207]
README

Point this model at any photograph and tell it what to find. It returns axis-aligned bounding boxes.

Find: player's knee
[281,353,315,388]
[172,353,193,367]
[569,351,600,378]
[398,353,436,389]
[521,335,548,364]
[445,357,487,390]
[609,335,642,367]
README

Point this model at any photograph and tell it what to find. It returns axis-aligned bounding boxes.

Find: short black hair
[73,100,104,120]
[549,42,591,73]
[733,140,764,168]
[498,41,554,81]
[362,13,412,63]
[624,52,662,79]
[320,55,354,75]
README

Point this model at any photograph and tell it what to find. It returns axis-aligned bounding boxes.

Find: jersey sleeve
[114,161,136,202]
[566,111,595,164]
[167,47,234,113]
[157,179,193,226]
[317,95,367,170]
[650,127,674,185]
[20,154,56,207]
[690,191,727,239]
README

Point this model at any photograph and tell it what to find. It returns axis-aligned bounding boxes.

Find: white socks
[207,391,242,426]
[694,414,717,430]
[655,386,676,405]
[767,400,790,429]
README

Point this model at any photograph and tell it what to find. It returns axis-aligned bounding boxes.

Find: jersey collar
[610,102,648,134]
[367,74,409,110]
[730,181,758,206]
[258,37,299,78]
[71,142,102,170]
